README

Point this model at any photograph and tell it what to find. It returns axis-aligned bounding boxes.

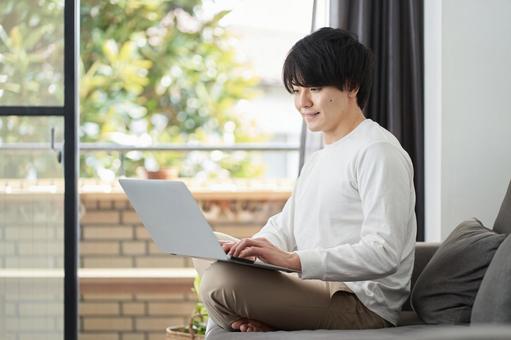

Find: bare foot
[231,318,274,332]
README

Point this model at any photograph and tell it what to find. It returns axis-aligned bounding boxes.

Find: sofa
[205,179,511,339]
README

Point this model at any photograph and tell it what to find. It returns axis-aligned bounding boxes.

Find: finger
[228,243,245,257]
[227,240,242,256]
[221,243,233,253]
[239,242,272,258]
[231,319,245,329]
[231,239,249,257]
[234,245,257,261]
[219,240,235,246]
[239,247,258,259]
[243,245,287,266]
[231,238,265,257]
[230,239,251,257]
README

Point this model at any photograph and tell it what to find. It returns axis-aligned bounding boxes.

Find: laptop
[119,179,299,273]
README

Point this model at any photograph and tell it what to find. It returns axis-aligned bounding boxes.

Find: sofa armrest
[401,242,440,312]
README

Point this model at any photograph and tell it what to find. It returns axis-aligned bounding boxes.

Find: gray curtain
[299,0,424,240]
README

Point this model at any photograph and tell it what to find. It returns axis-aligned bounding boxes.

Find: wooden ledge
[0,268,197,294]
[80,268,197,294]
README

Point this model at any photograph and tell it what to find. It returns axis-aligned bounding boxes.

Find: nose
[296,90,312,110]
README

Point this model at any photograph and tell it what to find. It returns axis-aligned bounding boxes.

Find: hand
[219,240,235,254]
[227,237,302,271]
[220,240,256,262]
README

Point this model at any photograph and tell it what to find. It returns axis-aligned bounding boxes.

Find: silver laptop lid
[119,179,227,261]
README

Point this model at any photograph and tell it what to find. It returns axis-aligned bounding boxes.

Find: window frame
[0,0,79,339]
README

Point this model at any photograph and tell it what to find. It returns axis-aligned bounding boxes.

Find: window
[0,1,78,339]
[79,0,313,181]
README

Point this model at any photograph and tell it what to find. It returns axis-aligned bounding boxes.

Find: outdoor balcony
[0,177,292,339]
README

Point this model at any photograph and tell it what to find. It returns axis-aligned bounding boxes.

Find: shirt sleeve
[252,192,297,252]
[295,142,416,281]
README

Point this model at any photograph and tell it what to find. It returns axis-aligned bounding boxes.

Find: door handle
[50,127,63,164]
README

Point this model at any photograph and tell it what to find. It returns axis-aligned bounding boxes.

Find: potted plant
[143,150,183,179]
[166,276,208,339]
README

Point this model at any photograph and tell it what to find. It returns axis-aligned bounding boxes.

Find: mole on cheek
[329,99,333,102]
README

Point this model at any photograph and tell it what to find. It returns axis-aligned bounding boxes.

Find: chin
[305,124,322,132]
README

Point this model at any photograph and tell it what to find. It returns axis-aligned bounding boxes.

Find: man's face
[292,85,352,136]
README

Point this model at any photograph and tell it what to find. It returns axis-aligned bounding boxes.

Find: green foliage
[0,0,64,106]
[80,0,267,179]
[190,275,208,335]
[1,0,268,180]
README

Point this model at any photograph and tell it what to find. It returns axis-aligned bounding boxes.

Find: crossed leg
[199,261,332,331]
[193,233,386,332]
[192,232,276,332]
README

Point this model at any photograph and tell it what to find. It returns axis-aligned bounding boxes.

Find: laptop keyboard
[228,255,255,264]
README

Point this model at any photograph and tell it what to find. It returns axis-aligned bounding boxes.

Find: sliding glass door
[0,116,66,339]
[0,0,78,339]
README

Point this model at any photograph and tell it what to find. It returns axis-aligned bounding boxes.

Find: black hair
[282,27,374,109]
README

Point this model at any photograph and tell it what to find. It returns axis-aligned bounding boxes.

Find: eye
[291,88,299,94]
[310,87,322,92]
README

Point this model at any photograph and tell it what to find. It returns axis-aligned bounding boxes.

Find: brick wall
[79,187,289,340]
[1,278,64,340]
[0,193,64,269]
[79,292,196,340]
[0,180,291,340]
[0,190,65,339]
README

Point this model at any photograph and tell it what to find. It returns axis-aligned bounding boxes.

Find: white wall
[425,0,511,241]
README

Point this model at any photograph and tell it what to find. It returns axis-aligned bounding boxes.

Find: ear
[348,88,359,98]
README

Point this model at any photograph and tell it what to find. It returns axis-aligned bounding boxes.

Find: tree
[0,0,64,106]
[0,0,64,179]
[0,0,267,179]
[80,0,266,179]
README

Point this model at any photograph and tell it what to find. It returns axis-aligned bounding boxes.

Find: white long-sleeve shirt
[253,119,417,325]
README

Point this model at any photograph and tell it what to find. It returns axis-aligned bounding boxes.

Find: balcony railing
[0,142,300,152]
[0,142,300,176]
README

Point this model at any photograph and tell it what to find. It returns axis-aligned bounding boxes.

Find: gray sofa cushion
[206,319,438,340]
[206,319,511,340]
[494,179,511,234]
[402,242,440,312]
[411,219,506,324]
[471,234,511,323]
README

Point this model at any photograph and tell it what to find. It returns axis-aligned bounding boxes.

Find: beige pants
[193,233,387,331]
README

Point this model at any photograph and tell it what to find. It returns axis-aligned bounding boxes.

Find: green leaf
[102,39,119,62]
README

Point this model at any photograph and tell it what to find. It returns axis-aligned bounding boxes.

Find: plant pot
[145,167,179,179]
[165,326,205,340]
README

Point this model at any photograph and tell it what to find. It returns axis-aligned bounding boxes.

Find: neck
[323,108,366,145]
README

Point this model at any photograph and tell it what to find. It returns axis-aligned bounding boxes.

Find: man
[198,27,417,332]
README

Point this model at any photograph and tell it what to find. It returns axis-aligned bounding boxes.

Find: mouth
[302,112,320,119]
